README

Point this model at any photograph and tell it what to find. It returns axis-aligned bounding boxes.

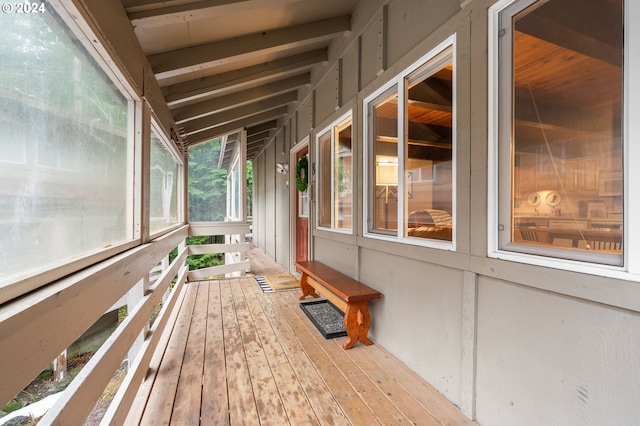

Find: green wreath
[295,156,308,192]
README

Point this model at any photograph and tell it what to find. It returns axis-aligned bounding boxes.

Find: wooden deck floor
[128,277,476,425]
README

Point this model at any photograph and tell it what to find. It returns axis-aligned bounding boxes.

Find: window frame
[488,0,639,278]
[315,110,354,234]
[149,120,184,239]
[363,35,457,250]
[0,1,143,303]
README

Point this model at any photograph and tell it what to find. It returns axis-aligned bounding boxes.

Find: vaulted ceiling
[122,0,358,159]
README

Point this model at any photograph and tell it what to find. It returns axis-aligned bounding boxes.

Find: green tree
[246,160,253,217]
[188,139,228,221]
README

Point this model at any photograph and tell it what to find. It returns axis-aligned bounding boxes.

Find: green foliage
[0,10,127,129]
[2,400,21,413]
[184,235,224,270]
[188,140,228,221]
[246,160,253,216]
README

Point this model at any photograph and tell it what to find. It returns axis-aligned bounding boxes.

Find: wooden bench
[295,260,382,349]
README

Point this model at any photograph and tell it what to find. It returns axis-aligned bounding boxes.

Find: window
[317,113,353,232]
[228,156,242,221]
[188,138,228,222]
[493,0,624,265]
[0,7,135,289]
[150,125,181,235]
[365,39,455,246]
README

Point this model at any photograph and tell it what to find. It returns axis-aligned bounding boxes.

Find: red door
[295,147,309,263]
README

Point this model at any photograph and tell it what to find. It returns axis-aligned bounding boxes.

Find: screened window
[188,138,228,222]
[150,127,180,235]
[228,157,242,221]
[0,8,133,288]
[317,113,353,232]
[366,40,455,245]
[495,0,623,265]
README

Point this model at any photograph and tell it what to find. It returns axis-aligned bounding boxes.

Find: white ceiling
[122,0,358,156]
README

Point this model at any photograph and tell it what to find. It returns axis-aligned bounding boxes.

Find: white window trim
[487,0,640,281]
[149,120,184,240]
[363,34,457,251]
[315,110,353,234]
[0,1,144,302]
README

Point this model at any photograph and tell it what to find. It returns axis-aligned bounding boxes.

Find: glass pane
[232,161,241,220]
[188,138,228,222]
[509,0,623,257]
[405,57,453,241]
[318,131,332,227]
[371,89,398,233]
[0,9,131,286]
[150,130,179,234]
[335,121,352,230]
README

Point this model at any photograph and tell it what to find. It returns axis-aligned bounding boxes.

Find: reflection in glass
[0,9,131,286]
[335,120,352,230]
[508,0,623,258]
[371,89,398,233]
[405,53,453,241]
[150,130,179,234]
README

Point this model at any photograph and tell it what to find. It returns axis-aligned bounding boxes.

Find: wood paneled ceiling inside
[122,0,358,159]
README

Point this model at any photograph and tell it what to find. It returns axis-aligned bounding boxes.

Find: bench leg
[298,272,319,300]
[343,301,373,349]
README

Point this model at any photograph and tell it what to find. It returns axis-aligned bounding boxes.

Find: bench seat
[295,260,382,349]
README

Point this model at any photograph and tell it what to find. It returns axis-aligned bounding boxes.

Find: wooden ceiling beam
[247,132,270,144]
[186,106,288,145]
[164,49,327,104]
[247,139,268,149]
[246,120,277,136]
[149,15,350,81]
[183,91,295,134]
[516,10,622,67]
[174,73,309,123]
[126,0,249,23]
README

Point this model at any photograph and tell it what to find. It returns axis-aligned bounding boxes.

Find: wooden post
[53,350,67,381]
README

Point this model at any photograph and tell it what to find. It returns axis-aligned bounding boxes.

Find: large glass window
[371,89,399,234]
[0,8,133,288]
[150,127,180,235]
[405,51,454,242]
[317,113,353,232]
[366,40,455,245]
[495,0,623,265]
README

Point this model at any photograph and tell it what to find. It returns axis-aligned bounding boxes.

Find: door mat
[255,274,300,293]
[265,274,299,290]
[300,300,347,339]
[255,276,273,293]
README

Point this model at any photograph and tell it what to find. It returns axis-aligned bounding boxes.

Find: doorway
[290,138,309,270]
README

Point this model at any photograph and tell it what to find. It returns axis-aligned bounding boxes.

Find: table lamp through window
[376,156,398,229]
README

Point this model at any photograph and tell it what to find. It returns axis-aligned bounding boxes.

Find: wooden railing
[187,222,251,280]
[0,221,251,425]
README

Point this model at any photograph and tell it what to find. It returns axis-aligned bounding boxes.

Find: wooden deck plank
[238,278,321,426]
[294,292,440,425]
[171,282,209,424]
[229,278,289,425]
[201,280,230,425]
[132,277,476,426]
[250,286,350,425]
[364,346,476,426]
[139,282,198,425]
[341,342,443,426]
[220,279,260,426]
[285,291,411,426]
[125,279,189,425]
[272,292,381,426]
